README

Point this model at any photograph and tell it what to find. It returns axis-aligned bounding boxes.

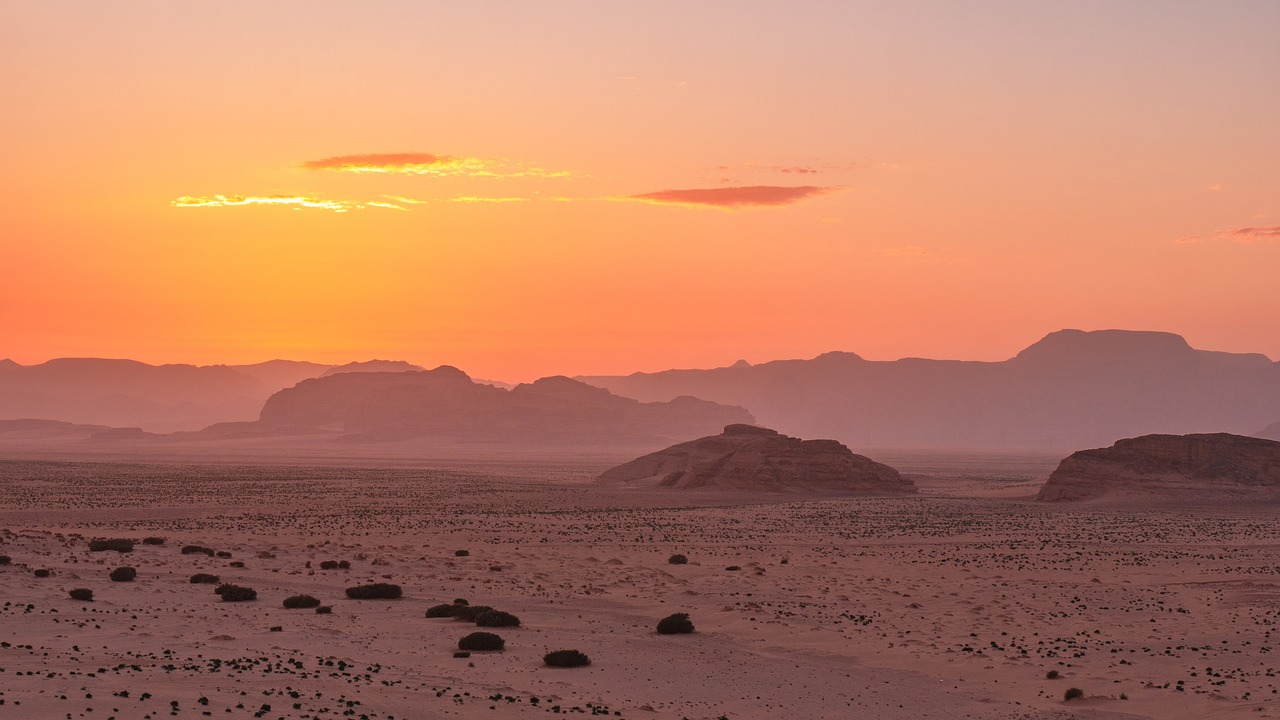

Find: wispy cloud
[1222,225,1280,243]
[171,195,406,213]
[614,185,836,209]
[302,153,570,178]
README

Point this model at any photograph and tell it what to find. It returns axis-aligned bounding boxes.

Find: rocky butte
[1037,433,1280,502]
[596,424,915,494]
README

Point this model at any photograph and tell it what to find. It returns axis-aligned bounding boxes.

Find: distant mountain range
[0,358,432,432]
[3,329,1278,453]
[578,330,1280,452]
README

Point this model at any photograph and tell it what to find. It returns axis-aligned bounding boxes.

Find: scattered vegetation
[668,553,688,565]
[142,537,166,545]
[217,584,257,602]
[475,610,521,628]
[657,612,695,634]
[724,565,741,571]
[319,560,351,570]
[69,588,94,601]
[458,632,504,651]
[0,555,12,565]
[426,603,458,618]
[283,594,321,609]
[216,550,233,558]
[189,573,220,584]
[544,649,590,667]
[452,604,495,621]
[229,560,245,568]
[1064,688,1084,701]
[109,566,137,582]
[345,583,402,600]
[455,549,470,557]
[181,545,215,556]
[315,605,332,614]
[34,568,51,578]
[1046,670,1060,679]
[88,538,134,553]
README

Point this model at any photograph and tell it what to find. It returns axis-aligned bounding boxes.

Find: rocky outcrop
[596,424,914,493]
[1037,433,1280,501]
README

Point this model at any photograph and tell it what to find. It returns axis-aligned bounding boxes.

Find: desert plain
[1,454,1278,720]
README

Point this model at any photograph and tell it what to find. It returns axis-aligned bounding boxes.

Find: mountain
[596,424,914,494]
[1258,422,1280,442]
[318,360,425,377]
[578,330,1280,451]
[0,358,272,433]
[227,360,333,392]
[1037,433,1280,502]
[250,367,754,446]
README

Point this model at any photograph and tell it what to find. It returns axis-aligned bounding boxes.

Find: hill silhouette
[578,330,1280,451]
[250,366,753,446]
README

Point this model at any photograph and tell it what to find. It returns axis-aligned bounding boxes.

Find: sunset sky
[3,1,1278,382]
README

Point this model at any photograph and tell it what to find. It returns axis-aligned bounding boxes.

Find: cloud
[302,153,570,178]
[615,185,836,209]
[170,195,406,213]
[1222,225,1280,243]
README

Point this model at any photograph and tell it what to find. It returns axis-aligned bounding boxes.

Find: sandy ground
[1,458,1278,719]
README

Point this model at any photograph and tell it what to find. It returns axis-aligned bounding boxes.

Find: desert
[3,451,1278,720]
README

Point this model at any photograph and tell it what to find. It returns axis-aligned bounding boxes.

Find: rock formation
[1037,433,1280,501]
[596,424,914,493]
[253,367,753,446]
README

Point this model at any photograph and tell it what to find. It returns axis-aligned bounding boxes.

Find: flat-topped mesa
[1037,433,1280,502]
[596,424,915,494]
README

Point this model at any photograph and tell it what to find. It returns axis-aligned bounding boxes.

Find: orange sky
[2,2,1278,381]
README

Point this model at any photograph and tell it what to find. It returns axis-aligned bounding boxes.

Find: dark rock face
[1037,433,1280,501]
[596,424,914,494]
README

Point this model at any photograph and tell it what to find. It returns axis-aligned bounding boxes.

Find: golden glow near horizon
[2,2,1278,382]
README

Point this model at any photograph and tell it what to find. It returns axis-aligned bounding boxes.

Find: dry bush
[69,588,94,601]
[217,584,257,602]
[457,632,504,651]
[345,583,402,600]
[283,594,321,609]
[656,612,695,634]
[109,566,137,582]
[544,649,590,667]
[190,573,220,584]
[668,554,688,565]
[474,610,521,628]
[88,538,134,553]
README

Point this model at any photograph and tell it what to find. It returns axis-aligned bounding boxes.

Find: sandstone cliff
[596,424,914,493]
[1037,433,1280,501]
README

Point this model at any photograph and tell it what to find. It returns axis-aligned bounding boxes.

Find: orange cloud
[1222,225,1280,243]
[302,153,570,178]
[616,185,836,209]
[171,195,406,213]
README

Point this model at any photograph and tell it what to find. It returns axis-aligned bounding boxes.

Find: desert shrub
[457,632,504,651]
[544,649,590,668]
[315,605,332,614]
[475,610,521,628]
[1064,687,1083,702]
[452,604,494,621]
[282,594,321,609]
[69,588,94,601]
[425,603,458,618]
[229,561,245,568]
[218,585,257,602]
[0,555,12,565]
[109,566,137,582]
[142,537,166,545]
[453,598,468,606]
[319,560,339,570]
[345,583,402,600]
[656,612,695,635]
[270,625,282,632]
[216,551,232,558]
[453,651,470,658]
[454,550,469,557]
[88,538,134,553]
[181,545,214,556]
[34,568,51,577]
[668,554,688,565]
[1046,670,1060,680]
[338,560,350,569]
[724,565,741,571]
[190,573,220,584]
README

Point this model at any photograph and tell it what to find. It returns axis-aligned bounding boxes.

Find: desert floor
[1,457,1278,720]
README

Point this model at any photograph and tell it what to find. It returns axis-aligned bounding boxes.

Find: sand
[1,457,1278,719]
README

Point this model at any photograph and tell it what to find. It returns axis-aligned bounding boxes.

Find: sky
[2,1,1278,382]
